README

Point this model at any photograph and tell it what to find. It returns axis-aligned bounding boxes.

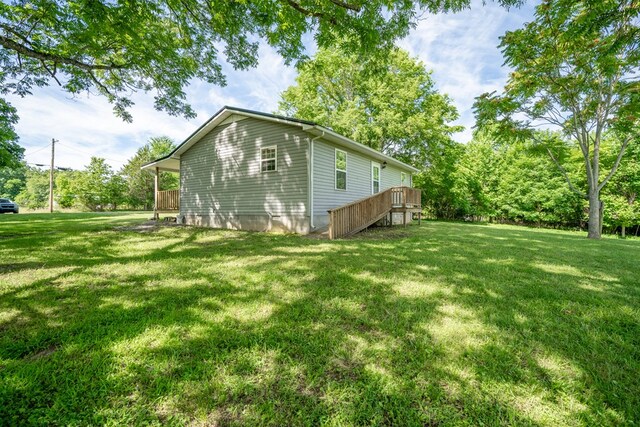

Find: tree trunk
[599,200,604,236]
[587,191,602,239]
[621,225,626,238]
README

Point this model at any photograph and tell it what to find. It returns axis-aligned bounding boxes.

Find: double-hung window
[401,172,407,186]
[335,149,347,190]
[261,146,277,172]
[372,162,381,194]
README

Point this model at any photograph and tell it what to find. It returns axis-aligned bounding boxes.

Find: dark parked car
[0,198,19,213]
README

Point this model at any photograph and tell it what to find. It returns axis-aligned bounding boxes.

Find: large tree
[0,160,26,199]
[493,139,584,227]
[15,166,49,209]
[474,0,640,238]
[0,98,22,167]
[73,157,116,210]
[120,136,177,210]
[0,0,519,123]
[278,47,461,168]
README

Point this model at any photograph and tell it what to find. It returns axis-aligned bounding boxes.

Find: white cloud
[9,44,298,171]
[398,0,535,142]
[9,88,199,170]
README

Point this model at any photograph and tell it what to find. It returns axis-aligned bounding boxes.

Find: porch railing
[391,186,421,208]
[157,189,179,211]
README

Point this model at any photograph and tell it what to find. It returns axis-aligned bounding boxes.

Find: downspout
[309,131,324,230]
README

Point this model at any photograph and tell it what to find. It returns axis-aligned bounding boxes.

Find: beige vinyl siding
[180,117,309,218]
[312,139,412,218]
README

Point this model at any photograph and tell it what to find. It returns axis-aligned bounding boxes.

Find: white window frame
[335,148,348,191]
[371,162,381,194]
[401,172,407,186]
[260,145,277,173]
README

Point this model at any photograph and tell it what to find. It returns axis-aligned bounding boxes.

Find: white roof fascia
[140,157,180,171]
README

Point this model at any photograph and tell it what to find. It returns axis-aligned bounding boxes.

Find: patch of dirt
[294,372,323,398]
[326,358,361,382]
[351,226,413,240]
[190,407,242,427]
[306,225,416,240]
[114,220,184,233]
[304,228,329,239]
[27,344,58,360]
[0,231,58,240]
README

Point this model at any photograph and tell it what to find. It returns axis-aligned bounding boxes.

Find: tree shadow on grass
[1,221,639,425]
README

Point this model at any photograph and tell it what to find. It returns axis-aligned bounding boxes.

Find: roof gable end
[141,106,419,173]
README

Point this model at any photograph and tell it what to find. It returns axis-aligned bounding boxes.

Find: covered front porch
[141,156,180,220]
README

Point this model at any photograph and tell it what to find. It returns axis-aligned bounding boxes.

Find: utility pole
[49,138,57,213]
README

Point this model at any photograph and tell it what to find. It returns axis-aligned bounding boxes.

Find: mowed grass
[1,213,639,426]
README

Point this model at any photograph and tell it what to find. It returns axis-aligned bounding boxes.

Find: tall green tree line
[475,0,640,238]
[421,131,640,236]
[0,136,177,211]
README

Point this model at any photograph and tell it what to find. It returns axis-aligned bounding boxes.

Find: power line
[55,141,128,165]
[23,143,52,156]
[26,162,72,169]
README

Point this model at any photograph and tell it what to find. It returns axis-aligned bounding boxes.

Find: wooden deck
[328,186,421,239]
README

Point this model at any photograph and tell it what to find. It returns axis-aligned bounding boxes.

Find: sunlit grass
[1,213,639,425]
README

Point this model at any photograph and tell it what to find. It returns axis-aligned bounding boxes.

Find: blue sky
[10,0,537,171]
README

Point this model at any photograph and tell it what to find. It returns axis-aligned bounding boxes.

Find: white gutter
[309,132,324,229]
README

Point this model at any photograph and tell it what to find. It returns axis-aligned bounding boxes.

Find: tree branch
[87,70,115,98]
[285,0,338,25]
[39,59,61,86]
[545,145,587,198]
[0,23,35,47]
[329,0,362,12]
[0,34,126,71]
[598,134,633,191]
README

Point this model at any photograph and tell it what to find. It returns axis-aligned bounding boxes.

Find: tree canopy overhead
[474,0,640,239]
[0,0,520,122]
[0,98,21,168]
[278,46,462,168]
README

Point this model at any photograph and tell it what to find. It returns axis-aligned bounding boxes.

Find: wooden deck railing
[391,186,421,207]
[157,189,179,211]
[328,186,421,239]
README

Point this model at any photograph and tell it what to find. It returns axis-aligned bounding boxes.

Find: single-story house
[142,106,421,237]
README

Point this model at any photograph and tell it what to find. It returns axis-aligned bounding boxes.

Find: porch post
[154,167,159,220]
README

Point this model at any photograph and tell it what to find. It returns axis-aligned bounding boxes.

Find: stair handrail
[327,186,421,239]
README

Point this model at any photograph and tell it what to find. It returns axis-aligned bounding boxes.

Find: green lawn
[1,213,639,426]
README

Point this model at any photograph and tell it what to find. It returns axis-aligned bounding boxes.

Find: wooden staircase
[327,186,422,239]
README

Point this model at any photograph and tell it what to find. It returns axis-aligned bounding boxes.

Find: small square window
[261,146,277,172]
